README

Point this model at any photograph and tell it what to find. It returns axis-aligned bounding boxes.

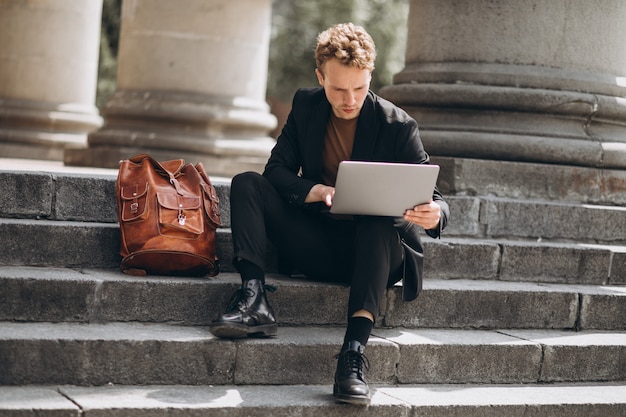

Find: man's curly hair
[315,23,376,73]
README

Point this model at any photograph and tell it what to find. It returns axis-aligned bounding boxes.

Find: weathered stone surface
[60,384,410,417]
[375,328,542,384]
[481,198,626,243]
[0,170,232,225]
[433,156,626,206]
[503,330,626,382]
[381,383,626,417]
[611,251,626,285]
[267,276,349,326]
[384,280,578,329]
[2,322,623,386]
[0,322,236,385]
[233,327,398,385]
[0,267,97,322]
[216,229,236,271]
[3,321,626,388]
[0,219,120,268]
[0,386,80,416]
[7,383,621,417]
[54,174,117,222]
[0,168,624,416]
[0,322,392,386]
[7,268,619,330]
[579,289,626,330]
[441,196,481,236]
[96,273,233,325]
[0,220,233,271]
[424,238,500,280]
[1,212,621,284]
[2,169,625,287]
[214,181,232,227]
[500,241,611,285]
[0,171,54,218]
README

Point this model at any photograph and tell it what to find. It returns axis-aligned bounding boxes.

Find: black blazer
[263,87,449,301]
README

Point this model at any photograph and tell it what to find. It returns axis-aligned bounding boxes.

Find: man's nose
[344,91,356,105]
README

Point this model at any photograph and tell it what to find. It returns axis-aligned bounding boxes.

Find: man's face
[315,58,371,120]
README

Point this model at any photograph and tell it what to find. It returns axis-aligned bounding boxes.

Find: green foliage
[96,0,122,108]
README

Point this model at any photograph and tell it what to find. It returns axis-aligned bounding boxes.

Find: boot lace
[335,349,370,379]
[225,284,276,313]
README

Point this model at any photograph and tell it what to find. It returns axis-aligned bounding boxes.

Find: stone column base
[0,98,102,161]
[382,72,626,169]
[64,90,276,176]
[64,146,271,178]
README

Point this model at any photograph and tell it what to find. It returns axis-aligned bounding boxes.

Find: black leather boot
[209,279,277,339]
[333,340,370,405]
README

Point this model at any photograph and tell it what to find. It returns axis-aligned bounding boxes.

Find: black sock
[236,259,265,283]
[343,316,374,347]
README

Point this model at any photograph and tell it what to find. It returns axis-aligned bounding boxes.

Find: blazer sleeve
[262,92,317,206]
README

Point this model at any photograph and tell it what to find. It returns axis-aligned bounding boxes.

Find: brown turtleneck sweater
[321,112,357,186]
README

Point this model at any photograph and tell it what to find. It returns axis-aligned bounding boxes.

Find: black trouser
[230,171,405,319]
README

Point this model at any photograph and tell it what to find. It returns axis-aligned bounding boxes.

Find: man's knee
[231,171,264,194]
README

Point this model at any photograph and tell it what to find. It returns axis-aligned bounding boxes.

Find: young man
[210,22,449,405]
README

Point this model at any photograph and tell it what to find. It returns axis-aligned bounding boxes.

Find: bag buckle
[178,204,186,226]
[130,192,139,213]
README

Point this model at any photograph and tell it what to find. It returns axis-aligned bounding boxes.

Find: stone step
[0,168,228,224]
[447,195,626,244]
[426,237,625,285]
[433,156,626,206]
[1,322,624,386]
[1,217,625,285]
[2,382,625,417]
[5,155,626,217]
[3,166,626,245]
[444,197,626,244]
[1,268,624,330]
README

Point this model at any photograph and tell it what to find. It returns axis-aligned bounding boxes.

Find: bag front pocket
[120,183,150,222]
[157,192,204,237]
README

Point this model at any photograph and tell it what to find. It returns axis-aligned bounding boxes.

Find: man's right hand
[305,184,335,206]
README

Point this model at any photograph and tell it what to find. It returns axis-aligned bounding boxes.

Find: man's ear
[315,68,324,86]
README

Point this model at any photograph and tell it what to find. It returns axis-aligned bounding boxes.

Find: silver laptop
[329,161,440,216]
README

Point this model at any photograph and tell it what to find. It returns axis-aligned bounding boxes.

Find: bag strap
[196,162,221,227]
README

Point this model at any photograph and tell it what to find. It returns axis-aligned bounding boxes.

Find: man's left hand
[404,201,441,230]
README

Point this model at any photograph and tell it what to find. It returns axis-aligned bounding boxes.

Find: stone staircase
[0,156,625,416]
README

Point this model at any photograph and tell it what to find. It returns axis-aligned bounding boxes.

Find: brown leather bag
[116,154,221,276]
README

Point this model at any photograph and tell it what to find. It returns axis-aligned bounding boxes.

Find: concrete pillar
[66,0,277,177]
[381,0,626,169]
[0,0,103,161]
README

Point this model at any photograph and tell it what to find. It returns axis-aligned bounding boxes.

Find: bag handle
[128,153,187,194]
[128,154,185,177]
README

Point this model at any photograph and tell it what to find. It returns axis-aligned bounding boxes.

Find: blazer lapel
[351,92,379,161]
[304,97,331,181]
